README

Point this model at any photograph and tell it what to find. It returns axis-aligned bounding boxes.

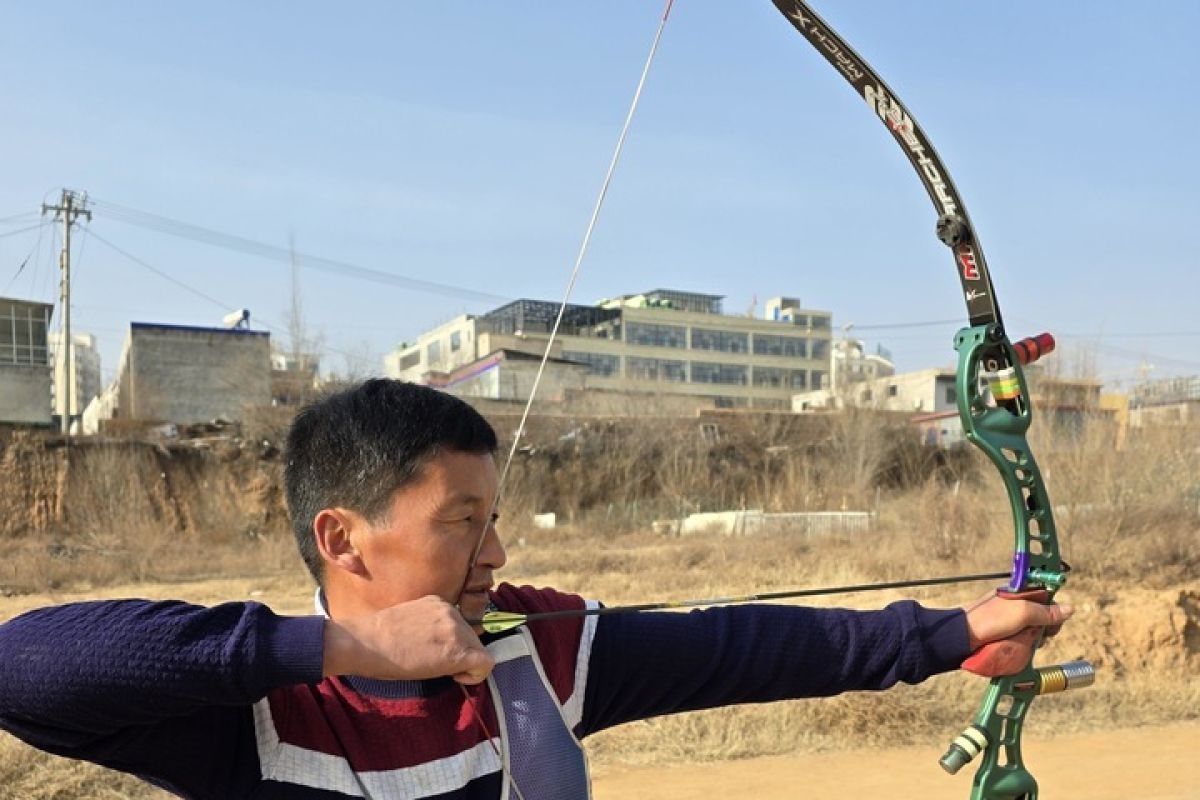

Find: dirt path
[592,722,1199,800]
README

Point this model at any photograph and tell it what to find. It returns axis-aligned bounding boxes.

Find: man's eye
[451,511,497,525]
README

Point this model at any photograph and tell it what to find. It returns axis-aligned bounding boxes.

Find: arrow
[473,571,1010,633]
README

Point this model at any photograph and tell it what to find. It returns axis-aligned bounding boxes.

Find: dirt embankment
[0,429,294,594]
[1078,586,1200,673]
[0,429,286,542]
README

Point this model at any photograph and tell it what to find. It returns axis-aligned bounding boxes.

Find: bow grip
[961,588,1052,677]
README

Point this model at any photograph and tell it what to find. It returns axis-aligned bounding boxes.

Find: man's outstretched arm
[580,594,1072,736]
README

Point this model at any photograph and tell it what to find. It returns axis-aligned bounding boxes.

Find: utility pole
[42,189,91,435]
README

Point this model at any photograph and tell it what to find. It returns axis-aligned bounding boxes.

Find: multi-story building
[830,338,895,392]
[48,331,102,427]
[0,296,54,425]
[385,290,833,410]
[1129,375,1200,427]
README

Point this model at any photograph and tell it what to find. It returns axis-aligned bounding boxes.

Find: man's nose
[477,519,507,570]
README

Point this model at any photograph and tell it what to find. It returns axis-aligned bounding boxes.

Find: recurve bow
[769,3,1094,798]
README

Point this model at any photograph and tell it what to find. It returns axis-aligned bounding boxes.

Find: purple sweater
[0,593,968,798]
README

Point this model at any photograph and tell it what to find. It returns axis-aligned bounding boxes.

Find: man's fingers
[1047,602,1074,623]
[451,647,494,685]
[962,595,1077,676]
[964,589,1075,651]
[1039,602,1072,638]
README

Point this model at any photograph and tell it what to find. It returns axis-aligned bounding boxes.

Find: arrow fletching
[479,610,529,634]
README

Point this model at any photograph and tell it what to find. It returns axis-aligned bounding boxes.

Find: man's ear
[313,508,368,579]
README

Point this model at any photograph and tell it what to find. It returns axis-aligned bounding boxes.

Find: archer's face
[353,449,506,622]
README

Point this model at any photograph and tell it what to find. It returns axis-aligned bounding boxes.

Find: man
[0,379,1070,799]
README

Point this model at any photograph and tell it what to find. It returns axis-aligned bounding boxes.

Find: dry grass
[0,747,153,800]
[0,437,300,595]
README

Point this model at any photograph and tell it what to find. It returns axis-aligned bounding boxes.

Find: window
[0,302,50,366]
[713,396,749,409]
[398,351,421,370]
[753,366,807,389]
[753,333,807,358]
[690,328,748,353]
[426,340,442,365]
[626,322,686,348]
[0,316,12,363]
[449,331,462,352]
[811,370,828,390]
[810,339,830,360]
[888,385,898,397]
[562,350,619,377]
[945,386,957,404]
[627,357,686,382]
[691,362,748,386]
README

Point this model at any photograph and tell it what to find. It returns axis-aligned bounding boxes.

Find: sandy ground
[592,722,1200,800]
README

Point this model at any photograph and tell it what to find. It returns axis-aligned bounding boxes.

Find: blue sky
[2,2,1197,387]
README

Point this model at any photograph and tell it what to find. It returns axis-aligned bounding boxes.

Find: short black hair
[284,379,498,583]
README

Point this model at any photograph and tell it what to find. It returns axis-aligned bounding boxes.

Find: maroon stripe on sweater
[266,678,496,771]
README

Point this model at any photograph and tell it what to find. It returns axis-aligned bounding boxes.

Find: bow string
[453,3,1096,798]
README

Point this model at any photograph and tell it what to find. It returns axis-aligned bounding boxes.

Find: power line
[0,211,40,225]
[2,221,50,295]
[88,198,512,305]
[0,221,49,239]
[27,226,58,303]
[86,229,374,364]
[73,300,406,334]
[844,318,961,331]
[843,314,1200,340]
[88,230,252,320]
[1085,344,1200,371]
[73,223,91,279]
[1055,331,1200,340]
